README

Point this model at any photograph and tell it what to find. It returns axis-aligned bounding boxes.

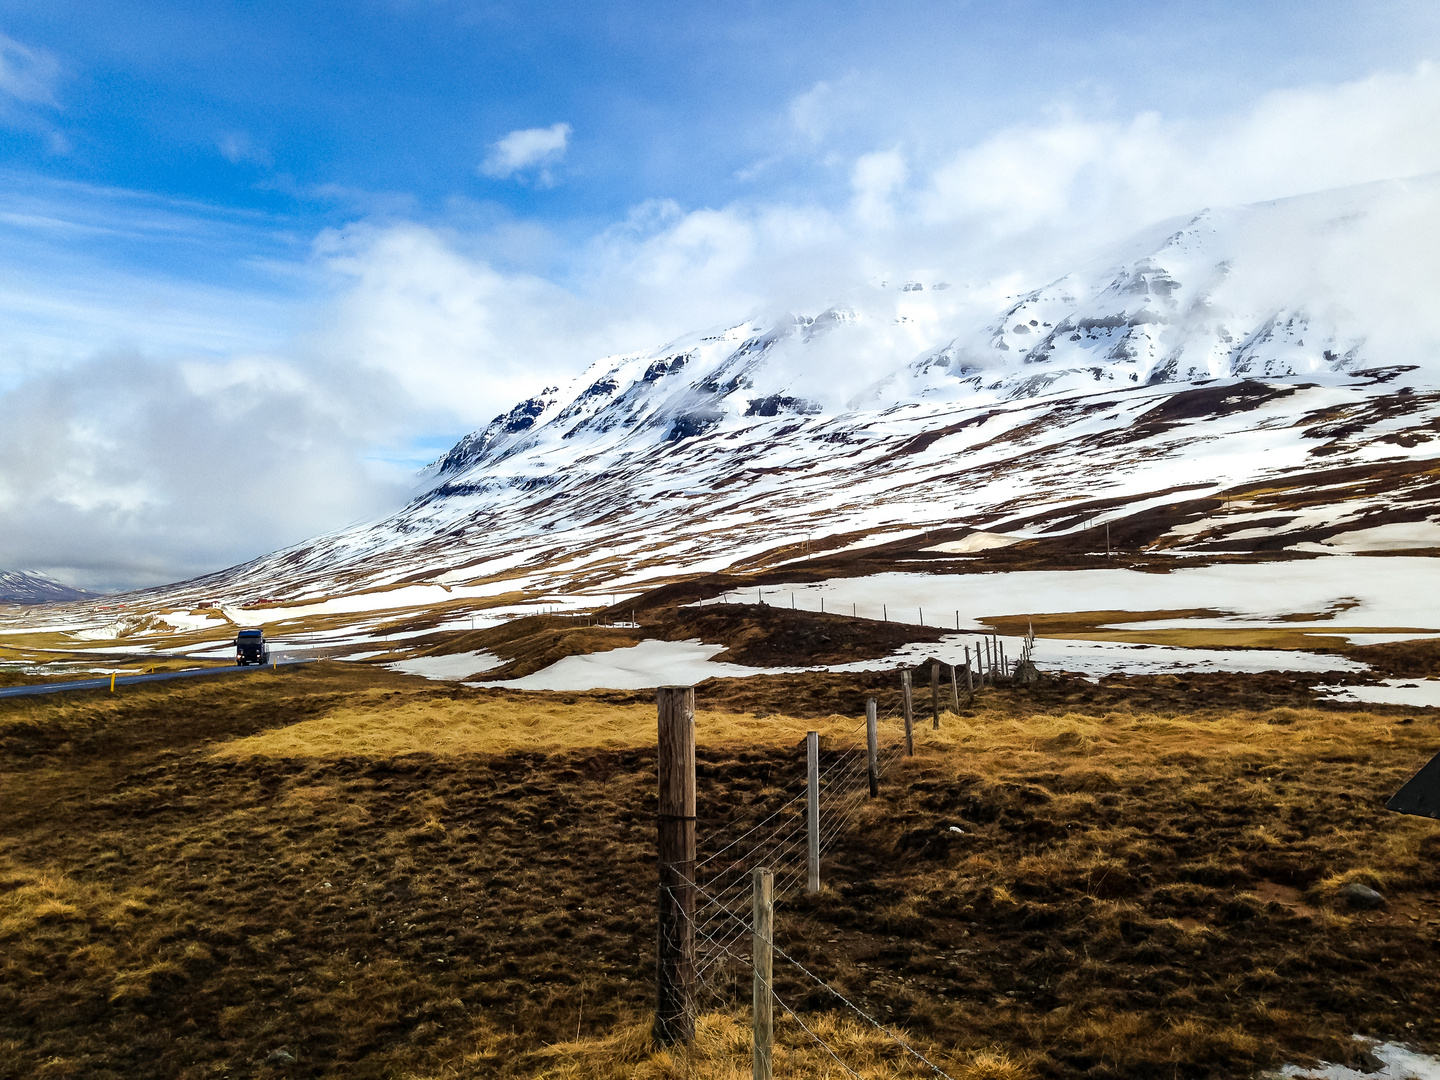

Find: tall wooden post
[806,731,820,893]
[866,698,880,794]
[930,662,941,729]
[901,670,914,750]
[965,646,974,692]
[655,686,696,1046]
[950,664,960,712]
[752,867,774,1080]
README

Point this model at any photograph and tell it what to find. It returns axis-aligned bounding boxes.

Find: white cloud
[217,131,271,167]
[851,148,908,228]
[0,350,413,590]
[311,221,605,419]
[479,122,571,184]
[0,32,59,106]
[788,76,868,144]
[916,64,1440,253]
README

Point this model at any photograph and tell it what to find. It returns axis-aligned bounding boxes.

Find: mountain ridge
[94,176,1440,612]
[0,569,95,606]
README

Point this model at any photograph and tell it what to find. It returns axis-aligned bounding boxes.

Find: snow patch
[1274,1038,1440,1080]
[922,532,1020,553]
[386,650,503,681]
[1322,679,1440,709]
[470,639,801,691]
[735,558,1440,637]
[1322,521,1440,551]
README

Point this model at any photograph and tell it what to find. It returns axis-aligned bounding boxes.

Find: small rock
[1356,1049,1386,1073]
[1339,881,1385,910]
[265,1049,296,1065]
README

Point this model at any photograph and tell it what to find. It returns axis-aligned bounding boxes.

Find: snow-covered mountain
[118,177,1440,612]
[0,569,93,605]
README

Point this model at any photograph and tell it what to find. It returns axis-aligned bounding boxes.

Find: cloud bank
[0,350,415,591]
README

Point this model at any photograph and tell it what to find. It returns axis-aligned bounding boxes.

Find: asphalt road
[0,659,313,699]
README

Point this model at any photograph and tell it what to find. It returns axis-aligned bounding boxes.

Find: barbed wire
[685,737,910,996]
[665,864,959,1080]
[770,937,958,1080]
[666,692,932,1019]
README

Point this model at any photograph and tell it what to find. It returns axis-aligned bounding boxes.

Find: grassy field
[2,661,1439,1079]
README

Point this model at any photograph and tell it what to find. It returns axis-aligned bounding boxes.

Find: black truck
[235,628,269,666]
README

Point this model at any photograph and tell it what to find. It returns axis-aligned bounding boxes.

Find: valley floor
[2,661,1440,1079]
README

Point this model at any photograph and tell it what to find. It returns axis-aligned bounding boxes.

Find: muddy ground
[3,663,1440,1079]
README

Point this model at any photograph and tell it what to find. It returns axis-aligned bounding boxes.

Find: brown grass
[215,693,871,758]
[3,663,1439,1079]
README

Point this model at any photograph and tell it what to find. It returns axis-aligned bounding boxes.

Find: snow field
[717,557,1440,637]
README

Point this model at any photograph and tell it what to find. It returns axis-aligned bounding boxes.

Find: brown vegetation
[1349,638,1440,678]
[2,662,1439,1079]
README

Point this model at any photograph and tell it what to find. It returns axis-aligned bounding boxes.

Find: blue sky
[6,2,1438,269]
[1,0,1439,589]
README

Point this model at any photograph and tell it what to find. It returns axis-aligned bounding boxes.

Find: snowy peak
[433,310,852,478]
[0,569,93,605]
[437,178,1438,489]
[899,192,1404,403]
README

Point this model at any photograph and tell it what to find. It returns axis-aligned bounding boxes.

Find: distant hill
[0,569,94,605]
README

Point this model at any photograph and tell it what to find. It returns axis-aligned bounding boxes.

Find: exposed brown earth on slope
[397,604,950,678]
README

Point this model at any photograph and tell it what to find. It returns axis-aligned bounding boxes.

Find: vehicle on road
[235,629,269,666]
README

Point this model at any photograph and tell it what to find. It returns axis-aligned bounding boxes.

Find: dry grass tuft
[522,1010,1014,1080]
[213,694,875,758]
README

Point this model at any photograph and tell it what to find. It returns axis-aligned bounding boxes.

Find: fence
[652,657,1011,1077]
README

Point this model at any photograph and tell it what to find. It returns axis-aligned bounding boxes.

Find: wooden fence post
[752,867,774,1080]
[901,670,914,753]
[867,698,880,793]
[655,686,696,1046]
[950,664,960,712]
[806,731,820,893]
[930,662,941,729]
[965,646,974,692]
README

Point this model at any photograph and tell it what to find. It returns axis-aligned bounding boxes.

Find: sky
[1,0,1439,590]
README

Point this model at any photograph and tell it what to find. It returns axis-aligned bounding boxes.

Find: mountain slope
[0,570,94,605]
[125,177,1440,611]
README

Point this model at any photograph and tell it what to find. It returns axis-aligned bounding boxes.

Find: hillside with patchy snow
[97,176,1440,613]
[0,569,93,606]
